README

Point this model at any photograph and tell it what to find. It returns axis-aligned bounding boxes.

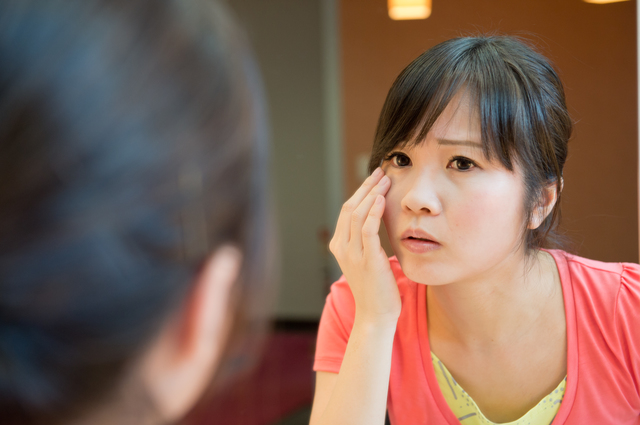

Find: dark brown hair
[369,35,571,251]
[0,0,272,423]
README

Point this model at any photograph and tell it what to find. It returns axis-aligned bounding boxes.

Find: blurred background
[184,0,637,424]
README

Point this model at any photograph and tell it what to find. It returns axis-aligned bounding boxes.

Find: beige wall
[230,0,332,319]
[341,0,638,263]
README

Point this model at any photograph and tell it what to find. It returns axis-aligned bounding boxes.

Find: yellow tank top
[431,352,566,424]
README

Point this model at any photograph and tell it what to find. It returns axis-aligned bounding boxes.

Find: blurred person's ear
[140,246,243,422]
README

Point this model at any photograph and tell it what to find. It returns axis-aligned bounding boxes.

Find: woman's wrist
[353,311,400,334]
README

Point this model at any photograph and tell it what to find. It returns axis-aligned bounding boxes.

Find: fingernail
[372,167,382,178]
[375,195,383,204]
[379,175,390,185]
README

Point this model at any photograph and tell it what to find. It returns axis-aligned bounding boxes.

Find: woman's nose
[400,173,442,215]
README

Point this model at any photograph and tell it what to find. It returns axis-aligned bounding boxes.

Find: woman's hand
[310,168,400,425]
[329,167,401,324]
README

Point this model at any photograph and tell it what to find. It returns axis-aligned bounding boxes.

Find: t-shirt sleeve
[616,262,640,395]
[313,274,356,373]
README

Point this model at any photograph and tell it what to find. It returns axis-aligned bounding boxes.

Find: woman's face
[382,92,528,286]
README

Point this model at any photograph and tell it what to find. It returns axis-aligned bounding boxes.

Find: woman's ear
[140,246,242,422]
[528,178,563,230]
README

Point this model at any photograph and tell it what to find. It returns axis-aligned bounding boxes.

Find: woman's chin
[396,254,448,286]
[398,256,433,285]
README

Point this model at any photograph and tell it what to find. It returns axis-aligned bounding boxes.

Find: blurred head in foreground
[0,0,272,424]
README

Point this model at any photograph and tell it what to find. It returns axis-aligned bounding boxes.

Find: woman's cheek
[382,181,402,221]
[384,179,402,215]
[449,190,487,229]
[449,184,523,247]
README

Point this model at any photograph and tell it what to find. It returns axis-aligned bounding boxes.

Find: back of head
[0,0,271,423]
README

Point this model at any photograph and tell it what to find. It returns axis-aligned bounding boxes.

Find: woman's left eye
[448,156,477,171]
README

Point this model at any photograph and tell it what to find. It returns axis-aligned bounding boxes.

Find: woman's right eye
[387,152,411,167]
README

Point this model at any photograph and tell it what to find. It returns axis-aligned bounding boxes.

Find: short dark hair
[0,0,272,423]
[369,35,571,251]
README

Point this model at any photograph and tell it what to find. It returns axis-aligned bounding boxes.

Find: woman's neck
[426,250,562,351]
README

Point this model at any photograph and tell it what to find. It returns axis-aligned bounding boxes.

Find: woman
[310,36,640,425]
[0,0,273,424]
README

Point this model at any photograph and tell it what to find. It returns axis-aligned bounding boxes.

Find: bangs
[369,36,548,174]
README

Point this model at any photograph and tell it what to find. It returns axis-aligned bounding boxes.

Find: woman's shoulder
[547,249,639,288]
[548,249,640,332]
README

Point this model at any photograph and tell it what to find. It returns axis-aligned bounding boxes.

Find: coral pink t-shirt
[313,250,640,424]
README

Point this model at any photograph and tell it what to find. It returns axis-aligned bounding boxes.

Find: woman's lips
[401,237,441,254]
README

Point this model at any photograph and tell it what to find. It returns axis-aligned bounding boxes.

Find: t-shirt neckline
[415,249,578,425]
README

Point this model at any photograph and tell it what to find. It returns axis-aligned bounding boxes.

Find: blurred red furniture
[184,330,316,425]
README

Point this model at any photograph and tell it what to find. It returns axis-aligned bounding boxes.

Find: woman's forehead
[397,90,482,149]
[430,92,481,142]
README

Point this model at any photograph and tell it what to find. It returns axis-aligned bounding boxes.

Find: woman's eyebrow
[437,138,483,149]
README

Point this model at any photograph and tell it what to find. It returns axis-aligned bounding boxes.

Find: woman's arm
[309,372,338,424]
[309,168,400,425]
[309,319,397,425]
